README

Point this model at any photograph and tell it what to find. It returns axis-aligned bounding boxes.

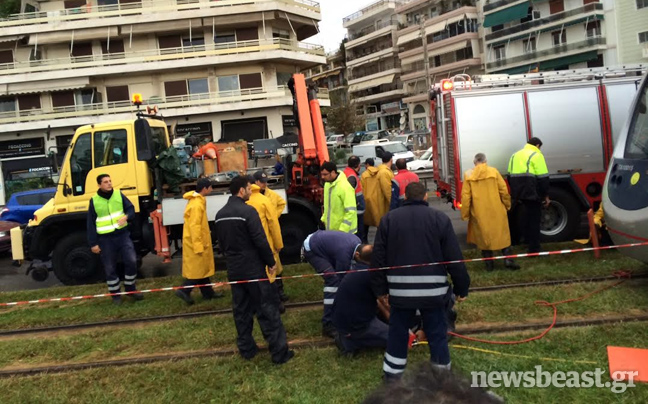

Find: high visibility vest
[507,144,549,201]
[93,190,128,235]
[343,167,365,214]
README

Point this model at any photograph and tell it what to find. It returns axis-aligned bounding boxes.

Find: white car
[407,147,433,171]
[326,134,345,148]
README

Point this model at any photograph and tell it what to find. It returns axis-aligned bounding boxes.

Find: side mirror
[134,119,154,162]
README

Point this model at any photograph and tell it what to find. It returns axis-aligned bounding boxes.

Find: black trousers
[231,281,289,363]
[178,277,215,298]
[510,200,542,253]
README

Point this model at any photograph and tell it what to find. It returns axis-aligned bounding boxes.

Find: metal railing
[485,3,604,42]
[484,0,526,13]
[0,85,321,124]
[349,20,398,40]
[343,0,404,24]
[0,38,324,76]
[0,0,320,28]
[349,66,399,81]
[347,42,395,62]
[486,37,606,69]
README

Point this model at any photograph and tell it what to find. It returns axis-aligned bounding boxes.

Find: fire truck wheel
[540,188,580,243]
[53,232,104,286]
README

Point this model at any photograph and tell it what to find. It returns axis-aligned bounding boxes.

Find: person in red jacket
[343,156,366,242]
[394,159,419,205]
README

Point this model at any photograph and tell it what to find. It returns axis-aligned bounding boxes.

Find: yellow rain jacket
[247,184,284,279]
[362,165,393,227]
[321,171,357,233]
[181,191,215,279]
[263,187,286,218]
[460,163,512,251]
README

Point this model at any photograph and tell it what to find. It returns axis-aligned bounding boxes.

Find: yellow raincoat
[182,191,215,279]
[247,184,284,279]
[460,163,512,251]
[263,187,286,218]
[361,164,393,227]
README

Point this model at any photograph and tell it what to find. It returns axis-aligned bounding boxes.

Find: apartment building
[396,0,481,131]
[614,0,648,64]
[305,49,347,107]
[481,0,615,74]
[343,0,405,132]
[0,0,326,189]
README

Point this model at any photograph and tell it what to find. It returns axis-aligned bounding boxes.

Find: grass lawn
[0,243,645,331]
[0,323,646,404]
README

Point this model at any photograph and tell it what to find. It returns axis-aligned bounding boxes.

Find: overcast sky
[310,0,378,52]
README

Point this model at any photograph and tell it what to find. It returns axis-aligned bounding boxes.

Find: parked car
[353,141,415,165]
[0,188,57,225]
[0,220,20,254]
[361,130,390,143]
[326,134,346,148]
[345,132,365,145]
[407,147,433,171]
[392,134,414,151]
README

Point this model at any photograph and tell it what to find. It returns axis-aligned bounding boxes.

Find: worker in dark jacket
[87,174,143,305]
[507,137,550,253]
[214,176,294,364]
[371,182,470,381]
[302,230,365,338]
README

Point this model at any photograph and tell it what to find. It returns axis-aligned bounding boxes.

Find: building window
[94,130,128,168]
[101,39,124,55]
[491,24,504,33]
[583,0,599,4]
[98,0,118,6]
[75,89,95,106]
[71,42,93,57]
[586,21,601,38]
[239,73,263,90]
[29,48,42,61]
[638,0,648,9]
[52,91,75,108]
[106,85,130,102]
[430,7,438,18]
[218,75,240,93]
[276,72,293,86]
[494,45,506,61]
[214,32,236,44]
[17,94,41,110]
[64,0,86,9]
[520,7,534,23]
[182,36,205,48]
[523,37,537,53]
[188,78,209,95]
[413,104,425,114]
[0,96,16,113]
[552,30,567,46]
[433,55,441,67]
[549,0,564,14]
[0,50,13,64]
[639,31,648,44]
[455,46,473,61]
[587,54,604,68]
[236,28,259,42]
[272,28,290,40]
[158,35,182,50]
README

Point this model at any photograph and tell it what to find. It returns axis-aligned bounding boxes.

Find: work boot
[502,248,521,270]
[322,323,337,339]
[112,296,122,306]
[276,279,289,302]
[481,250,494,272]
[278,301,286,314]
[175,289,195,305]
[202,288,224,300]
[273,350,295,365]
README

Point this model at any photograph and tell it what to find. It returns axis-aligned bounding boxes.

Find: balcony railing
[349,66,399,81]
[343,0,403,24]
[349,21,398,40]
[485,3,604,42]
[486,37,606,69]
[0,86,327,125]
[0,38,324,76]
[0,0,320,28]
[483,0,525,13]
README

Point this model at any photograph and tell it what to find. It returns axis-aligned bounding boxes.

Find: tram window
[625,81,648,160]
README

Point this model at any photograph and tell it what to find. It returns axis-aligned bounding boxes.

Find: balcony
[0,38,324,79]
[349,67,401,83]
[0,86,328,127]
[348,20,398,43]
[343,0,404,28]
[0,0,320,29]
[352,87,405,104]
[486,37,606,71]
[483,0,526,13]
[347,47,397,68]
[401,57,481,82]
[485,3,604,43]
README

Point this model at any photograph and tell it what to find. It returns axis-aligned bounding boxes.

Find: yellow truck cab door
[60,126,138,215]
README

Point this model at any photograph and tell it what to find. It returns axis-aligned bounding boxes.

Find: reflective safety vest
[93,190,128,235]
[507,144,549,202]
[343,167,365,214]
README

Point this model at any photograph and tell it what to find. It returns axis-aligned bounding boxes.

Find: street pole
[421,16,431,95]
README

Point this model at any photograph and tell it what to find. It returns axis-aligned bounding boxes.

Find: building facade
[343,0,405,132]
[305,49,347,107]
[396,0,481,131]
[613,0,648,64]
[0,0,327,191]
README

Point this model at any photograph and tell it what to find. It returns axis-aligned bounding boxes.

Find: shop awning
[446,14,467,26]
[397,30,421,46]
[0,35,25,43]
[348,74,395,93]
[28,27,118,46]
[539,50,599,70]
[2,157,52,179]
[483,1,530,28]
[425,20,447,36]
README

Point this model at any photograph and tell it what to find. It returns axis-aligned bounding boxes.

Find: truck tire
[540,188,581,243]
[280,210,317,264]
[53,232,104,285]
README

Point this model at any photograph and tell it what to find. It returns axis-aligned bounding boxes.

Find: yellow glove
[266,266,277,283]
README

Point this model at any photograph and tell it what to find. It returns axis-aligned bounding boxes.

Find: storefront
[175,122,214,144]
[0,137,56,198]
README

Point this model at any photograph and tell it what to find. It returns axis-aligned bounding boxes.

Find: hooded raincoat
[361,165,393,227]
[460,163,512,251]
[182,191,215,279]
[247,184,284,276]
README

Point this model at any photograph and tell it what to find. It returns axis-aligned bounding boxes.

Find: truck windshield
[383,143,407,153]
[625,77,648,160]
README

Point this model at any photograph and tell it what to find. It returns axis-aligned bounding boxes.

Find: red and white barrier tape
[2,241,647,307]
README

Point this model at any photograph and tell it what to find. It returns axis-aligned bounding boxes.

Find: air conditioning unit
[532,10,541,20]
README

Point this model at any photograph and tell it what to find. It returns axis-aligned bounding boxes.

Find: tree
[326,93,365,135]
[0,0,20,18]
